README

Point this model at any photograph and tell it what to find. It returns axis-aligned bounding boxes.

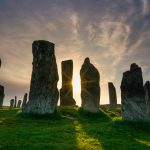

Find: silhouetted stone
[144,81,150,114]
[23,40,59,115]
[0,85,4,108]
[60,60,76,106]
[121,63,149,121]
[10,99,14,108]
[108,82,117,107]
[22,93,28,109]
[14,96,17,108]
[80,58,100,113]
[17,100,22,108]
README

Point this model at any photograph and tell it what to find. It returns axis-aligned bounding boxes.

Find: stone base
[23,94,58,115]
[122,96,149,121]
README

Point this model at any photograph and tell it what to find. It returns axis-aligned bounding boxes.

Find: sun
[72,74,81,93]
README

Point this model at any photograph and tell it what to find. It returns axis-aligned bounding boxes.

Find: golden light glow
[73,74,81,93]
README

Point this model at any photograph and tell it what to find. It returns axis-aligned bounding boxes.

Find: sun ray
[72,74,81,93]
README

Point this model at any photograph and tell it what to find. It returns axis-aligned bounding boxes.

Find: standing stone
[60,60,76,106]
[17,100,22,108]
[14,96,17,108]
[108,82,117,107]
[10,99,14,108]
[121,63,149,121]
[144,81,150,114]
[80,58,100,113]
[0,85,4,108]
[23,40,59,115]
[22,93,28,109]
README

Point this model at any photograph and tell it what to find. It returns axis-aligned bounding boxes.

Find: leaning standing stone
[0,85,4,108]
[10,99,14,108]
[60,60,76,106]
[22,93,28,109]
[108,82,117,107]
[80,58,100,113]
[23,40,59,115]
[121,63,149,121]
[144,81,150,114]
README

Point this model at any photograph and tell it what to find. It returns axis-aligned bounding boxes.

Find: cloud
[0,0,150,105]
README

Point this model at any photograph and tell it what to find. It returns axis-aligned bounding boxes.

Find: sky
[0,0,150,106]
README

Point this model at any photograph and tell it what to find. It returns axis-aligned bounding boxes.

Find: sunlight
[72,74,81,93]
[75,123,103,149]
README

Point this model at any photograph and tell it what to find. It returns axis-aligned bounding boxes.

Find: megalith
[80,58,100,113]
[0,85,4,108]
[10,99,14,108]
[23,40,59,115]
[14,96,17,108]
[108,82,117,107]
[121,63,149,121]
[144,81,150,114]
[60,60,76,106]
[17,100,22,108]
[22,93,28,109]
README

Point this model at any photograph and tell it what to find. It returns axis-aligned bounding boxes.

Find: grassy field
[0,106,150,150]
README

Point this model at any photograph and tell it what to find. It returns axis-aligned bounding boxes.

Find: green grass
[0,107,150,150]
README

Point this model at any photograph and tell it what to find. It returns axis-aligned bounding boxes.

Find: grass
[0,107,150,150]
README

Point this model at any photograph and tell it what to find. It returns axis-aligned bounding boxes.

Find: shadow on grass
[0,108,78,150]
[1,107,150,150]
[78,109,150,150]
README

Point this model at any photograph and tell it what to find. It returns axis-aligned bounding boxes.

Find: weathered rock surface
[80,58,100,113]
[144,81,150,114]
[23,40,59,115]
[10,99,14,108]
[17,100,22,108]
[108,82,117,107]
[22,93,28,109]
[0,85,4,108]
[121,63,149,121]
[60,60,76,106]
[14,96,17,108]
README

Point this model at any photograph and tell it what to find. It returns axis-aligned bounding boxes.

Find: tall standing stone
[80,58,100,113]
[144,81,150,114]
[22,93,28,109]
[14,96,17,108]
[23,40,59,115]
[10,99,14,108]
[60,60,76,106]
[108,82,117,107]
[0,85,4,108]
[121,63,149,121]
[17,100,22,108]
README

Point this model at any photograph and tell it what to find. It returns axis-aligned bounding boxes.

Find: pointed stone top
[84,57,90,64]
[144,81,150,87]
[24,93,28,96]
[130,63,140,71]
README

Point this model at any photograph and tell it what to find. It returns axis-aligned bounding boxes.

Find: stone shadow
[0,108,78,150]
[78,109,150,150]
